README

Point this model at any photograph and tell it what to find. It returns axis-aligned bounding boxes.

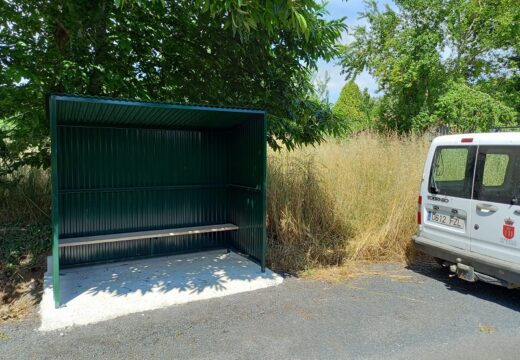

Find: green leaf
[295,12,308,33]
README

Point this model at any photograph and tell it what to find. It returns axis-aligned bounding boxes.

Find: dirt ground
[0,253,46,324]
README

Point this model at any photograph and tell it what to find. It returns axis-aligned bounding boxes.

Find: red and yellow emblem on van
[503,218,515,240]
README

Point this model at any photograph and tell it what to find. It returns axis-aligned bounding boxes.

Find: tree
[433,82,517,132]
[333,81,373,132]
[0,0,347,177]
[360,88,377,130]
[340,0,520,132]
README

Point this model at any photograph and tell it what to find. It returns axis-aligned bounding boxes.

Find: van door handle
[476,203,498,213]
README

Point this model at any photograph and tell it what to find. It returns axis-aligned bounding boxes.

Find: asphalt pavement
[2,258,520,360]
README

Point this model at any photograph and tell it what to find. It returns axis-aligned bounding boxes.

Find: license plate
[428,212,465,229]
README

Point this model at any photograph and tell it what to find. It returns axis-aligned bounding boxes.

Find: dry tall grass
[1,167,50,324]
[267,132,430,272]
[0,167,50,226]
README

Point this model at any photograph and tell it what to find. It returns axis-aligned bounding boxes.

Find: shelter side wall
[227,120,265,262]
[227,189,263,262]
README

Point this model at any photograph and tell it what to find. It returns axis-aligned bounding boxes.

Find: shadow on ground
[58,251,269,305]
[407,255,520,312]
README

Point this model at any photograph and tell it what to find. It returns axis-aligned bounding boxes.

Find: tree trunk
[87,0,109,95]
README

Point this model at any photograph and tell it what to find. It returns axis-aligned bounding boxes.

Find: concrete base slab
[40,250,283,331]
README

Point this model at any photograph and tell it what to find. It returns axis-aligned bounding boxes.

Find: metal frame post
[50,95,61,307]
[261,113,267,272]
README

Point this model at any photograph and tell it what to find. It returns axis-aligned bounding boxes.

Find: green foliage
[194,0,323,40]
[0,0,346,178]
[333,81,373,132]
[433,82,517,131]
[476,77,520,114]
[340,0,520,132]
[0,166,50,225]
[360,89,377,128]
[0,225,51,278]
[0,166,50,278]
[340,0,446,131]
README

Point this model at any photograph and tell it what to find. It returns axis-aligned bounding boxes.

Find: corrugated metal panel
[228,190,264,262]
[59,188,228,237]
[54,95,262,129]
[227,119,266,263]
[58,127,228,190]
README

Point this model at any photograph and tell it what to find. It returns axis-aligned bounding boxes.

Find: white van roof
[433,132,520,146]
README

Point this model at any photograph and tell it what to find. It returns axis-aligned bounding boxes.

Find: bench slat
[59,223,239,248]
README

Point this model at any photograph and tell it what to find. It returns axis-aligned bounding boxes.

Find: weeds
[0,166,51,278]
[266,132,430,271]
[0,166,51,226]
[1,167,50,323]
[267,151,350,271]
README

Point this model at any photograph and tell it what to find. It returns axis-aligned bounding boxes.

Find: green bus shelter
[49,95,267,307]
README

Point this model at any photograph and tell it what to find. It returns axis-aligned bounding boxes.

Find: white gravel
[39,250,283,331]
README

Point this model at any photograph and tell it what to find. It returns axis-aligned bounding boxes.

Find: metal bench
[59,223,239,247]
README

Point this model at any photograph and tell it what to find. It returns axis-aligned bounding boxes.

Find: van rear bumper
[412,235,520,285]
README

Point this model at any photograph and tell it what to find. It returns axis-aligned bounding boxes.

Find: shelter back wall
[58,126,229,238]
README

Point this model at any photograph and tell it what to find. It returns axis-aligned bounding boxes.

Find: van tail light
[417,196,422,225]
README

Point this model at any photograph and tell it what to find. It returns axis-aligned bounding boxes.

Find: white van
[413,133,520,287]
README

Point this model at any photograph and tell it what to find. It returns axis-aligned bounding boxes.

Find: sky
[317,0,395,103]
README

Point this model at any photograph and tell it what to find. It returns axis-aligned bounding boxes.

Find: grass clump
[0,166,51,225]
[267,152,351,272]
[0,167,51,323]
[266,132,430,272]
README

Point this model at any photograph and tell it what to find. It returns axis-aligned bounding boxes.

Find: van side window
[429,146,476,199]
[474,147,517,205]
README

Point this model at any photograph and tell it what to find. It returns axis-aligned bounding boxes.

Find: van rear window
[429,146,476,199]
